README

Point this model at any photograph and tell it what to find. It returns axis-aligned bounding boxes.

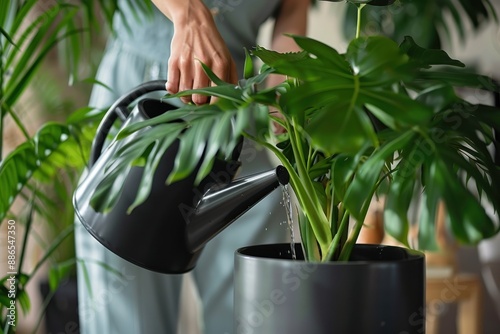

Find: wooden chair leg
[457,277,482,334]
[426,311,440,334]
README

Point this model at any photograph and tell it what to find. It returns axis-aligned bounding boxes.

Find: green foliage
[0,0,497,330]
[0,1,125,331]
[91,1,499,265]
[343,0,498,48]
[0,123,89,220]
[94,34,500,262]
[322,0,396,6]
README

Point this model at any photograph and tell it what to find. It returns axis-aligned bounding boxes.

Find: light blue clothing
[75,1,288,333]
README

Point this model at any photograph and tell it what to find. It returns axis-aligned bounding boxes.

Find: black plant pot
[234,243,425,334]
[39,277,80,334]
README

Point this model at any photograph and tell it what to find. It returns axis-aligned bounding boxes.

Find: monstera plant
[91,0,500,264]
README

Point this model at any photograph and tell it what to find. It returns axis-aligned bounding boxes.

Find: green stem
[27,224,74,282]
[415,126,436,152]
[6,104,30,140]
[327,181,336,235]
[267,142,325,228]
[1,38,4,160]
[288,118,332,252]
[356,4,366,39]
[245,128,331,254]
[6,196,37,333]
[17,203,34,279]
[324,207,350,261]
[338,189,374,261]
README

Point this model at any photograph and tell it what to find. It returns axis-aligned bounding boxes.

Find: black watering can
[73,80,289,274]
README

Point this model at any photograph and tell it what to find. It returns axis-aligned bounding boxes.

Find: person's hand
[161,2,237,105]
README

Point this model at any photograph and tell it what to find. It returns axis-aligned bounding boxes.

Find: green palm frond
[0,120,96,221]
[90,63,275,213]
[0,0,124,220]
[0,1,151,330]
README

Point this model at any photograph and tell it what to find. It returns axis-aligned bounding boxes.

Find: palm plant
[0,1,153,332]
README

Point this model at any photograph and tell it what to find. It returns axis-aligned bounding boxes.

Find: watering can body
[73,80,288,274]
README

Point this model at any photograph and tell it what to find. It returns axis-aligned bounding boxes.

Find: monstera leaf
[253,35,434,155]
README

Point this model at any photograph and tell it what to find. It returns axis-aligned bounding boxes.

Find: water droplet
[44,149,51,156]
[60,133,69,141]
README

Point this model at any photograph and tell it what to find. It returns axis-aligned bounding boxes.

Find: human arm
[151,0,237,104]
[267,0,311,132]
[267,0,310,88]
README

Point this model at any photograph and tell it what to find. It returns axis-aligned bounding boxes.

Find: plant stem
[272,146,328,245]
[324,207,350,261]
[28,224,74,282]
[288,117,332,252]
[338,190,373,261]
[327,181,337,235]
[1,38,4,160]
[356,4,366,39]
[17,197,36,281]
[245,127,331,255]
[6,104,30,140]
[4,196,37,333]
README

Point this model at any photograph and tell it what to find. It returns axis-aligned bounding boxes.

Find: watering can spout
[73,80,290,274]
[187,165,290,253]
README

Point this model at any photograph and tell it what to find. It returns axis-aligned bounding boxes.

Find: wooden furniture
[426,273,482,334]
[424,203,483,334]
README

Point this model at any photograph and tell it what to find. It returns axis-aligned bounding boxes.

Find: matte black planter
[39,278,80,334]
[234,243,425,334]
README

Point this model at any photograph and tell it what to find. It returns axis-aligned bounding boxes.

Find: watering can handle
[89,80,168,166]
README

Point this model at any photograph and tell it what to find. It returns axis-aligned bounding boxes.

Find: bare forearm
[271,0,309,53]
[267,0,310,88]
[266,0,310,133]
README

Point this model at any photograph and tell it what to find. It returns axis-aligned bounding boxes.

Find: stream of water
[281,184,297,260]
